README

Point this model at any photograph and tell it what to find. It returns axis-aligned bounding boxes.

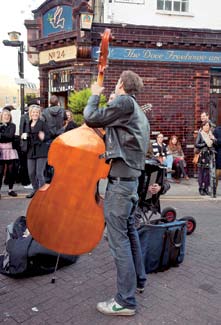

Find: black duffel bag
[138,220,186,274]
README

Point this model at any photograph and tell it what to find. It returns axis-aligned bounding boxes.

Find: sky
[0,0,43,85]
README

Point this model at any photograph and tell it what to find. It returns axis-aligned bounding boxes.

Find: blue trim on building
[92,46,221,64]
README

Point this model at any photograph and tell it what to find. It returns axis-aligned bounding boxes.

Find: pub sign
[43,5,73,37]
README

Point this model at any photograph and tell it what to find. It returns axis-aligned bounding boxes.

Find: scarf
[201,130,213,148]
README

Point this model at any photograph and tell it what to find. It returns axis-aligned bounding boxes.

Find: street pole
[2,32,25,115]
[19,41,25,115]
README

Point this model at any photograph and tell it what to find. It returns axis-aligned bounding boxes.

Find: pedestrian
[84,70,149,316]
[152,133,173,179]
[195,121,216,195]
[213,125,221,189]
[167,135,189,182]
[63,110,78,132]
[200,111,216,131]
[41,95,67,182]
[24,105,50,199]
[0,108,18,198]
[2,105,21,186]
[19,104,31,187]
[193,111,215,171]
[42,95,67,141]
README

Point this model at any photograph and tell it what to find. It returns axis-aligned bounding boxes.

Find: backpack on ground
[0,216,78,277]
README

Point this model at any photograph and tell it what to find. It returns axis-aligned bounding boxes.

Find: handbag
[192,153,200,165]
[20,139,28,153]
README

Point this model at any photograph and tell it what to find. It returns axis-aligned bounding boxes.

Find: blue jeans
[104,179,146,309]
[163,154,173,179]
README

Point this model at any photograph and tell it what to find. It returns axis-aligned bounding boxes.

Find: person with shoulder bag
[195,121,216,196]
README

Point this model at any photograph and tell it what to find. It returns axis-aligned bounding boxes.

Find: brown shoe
[184,176,189,180]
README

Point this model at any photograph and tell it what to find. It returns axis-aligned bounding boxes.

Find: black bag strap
[159,225,184,271]
[159,230,169,271]
[167,228,183,266]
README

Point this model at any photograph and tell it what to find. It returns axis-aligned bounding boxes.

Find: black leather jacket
[84,94,150,170]
[0,122,16,143]
[195,132,216,150]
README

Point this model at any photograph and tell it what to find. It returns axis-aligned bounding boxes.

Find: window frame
[157,0,189,14]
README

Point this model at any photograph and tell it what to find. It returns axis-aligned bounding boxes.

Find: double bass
[27,29,112,255]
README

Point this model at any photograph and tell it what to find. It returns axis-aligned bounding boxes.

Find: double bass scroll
[97,28,112,87]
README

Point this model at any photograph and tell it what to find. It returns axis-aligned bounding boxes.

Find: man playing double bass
[84,70,150,316]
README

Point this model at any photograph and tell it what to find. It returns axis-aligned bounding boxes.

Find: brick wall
[88,60,211,176]
[36,22,221,176]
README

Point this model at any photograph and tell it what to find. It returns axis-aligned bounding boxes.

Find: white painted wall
[103,0,221,29]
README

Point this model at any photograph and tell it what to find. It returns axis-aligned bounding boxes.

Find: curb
[0,193,29,200]
[162,196,221,201]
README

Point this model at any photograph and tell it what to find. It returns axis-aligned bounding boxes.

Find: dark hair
[201,111,209,116]
[201,121,211,127]
[28,98,40,106]
[50,95,59,106]
[3,105,15,111]
[120,70,143,95]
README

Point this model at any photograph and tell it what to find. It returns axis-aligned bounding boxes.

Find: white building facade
[102,0,221,29]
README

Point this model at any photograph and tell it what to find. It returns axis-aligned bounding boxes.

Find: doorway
[210,71,221,126]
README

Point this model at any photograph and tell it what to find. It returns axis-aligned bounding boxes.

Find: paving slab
[0,180,221,324]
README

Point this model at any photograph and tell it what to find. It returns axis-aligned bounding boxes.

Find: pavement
[0,178,221,324]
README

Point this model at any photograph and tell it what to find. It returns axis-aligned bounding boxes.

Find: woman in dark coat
[213,125,221,188]
[0,108,18,198]
[21,105,50,198]
[195,121,216,195]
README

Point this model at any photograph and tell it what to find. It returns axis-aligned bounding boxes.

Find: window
[157,0,189,13]
[5,96,9,105]
[49,68,75,92]
[210,75,221,94]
